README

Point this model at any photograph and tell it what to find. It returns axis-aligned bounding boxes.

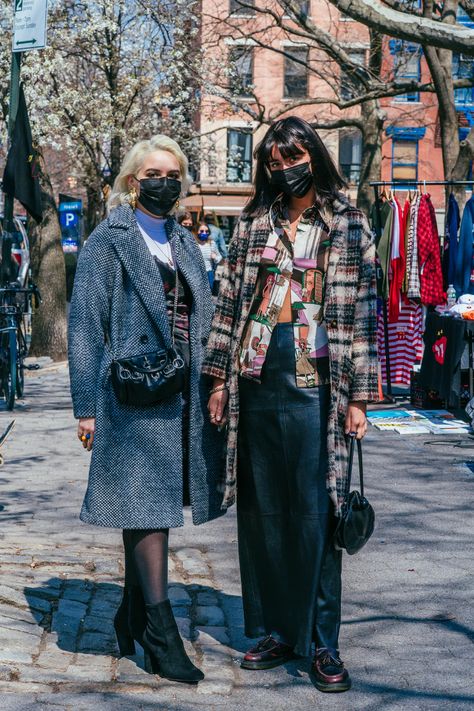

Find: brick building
[183,0,473,235]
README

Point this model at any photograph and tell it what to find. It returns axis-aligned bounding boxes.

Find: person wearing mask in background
[195,221,222,289]
[68,135,225,685]
[178,210,194,232]
[204,213,228,260]
[203,117,378,693]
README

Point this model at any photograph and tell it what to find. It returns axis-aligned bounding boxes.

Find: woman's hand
[344,401,367,440]
[208,379,229,427]
[77,418,95,451]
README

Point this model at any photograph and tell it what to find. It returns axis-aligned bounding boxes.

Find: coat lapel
[110,207,173,347]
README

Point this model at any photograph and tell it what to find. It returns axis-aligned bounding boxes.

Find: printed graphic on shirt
[239,199,331,387]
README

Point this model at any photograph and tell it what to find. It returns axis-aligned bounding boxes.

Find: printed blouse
[239,197,332,388]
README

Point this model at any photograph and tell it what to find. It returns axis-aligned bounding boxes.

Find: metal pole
[2,51,22,286]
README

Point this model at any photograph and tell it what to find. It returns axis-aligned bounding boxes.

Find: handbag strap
[346,435,364,497]
[170,257,179,349]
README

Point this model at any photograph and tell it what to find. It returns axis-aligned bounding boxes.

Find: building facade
[183,0,473,232]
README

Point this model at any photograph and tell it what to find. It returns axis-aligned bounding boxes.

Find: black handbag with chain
[334,435,375,555]
[110,257,185,407]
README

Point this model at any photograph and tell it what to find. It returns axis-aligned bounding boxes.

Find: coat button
[140,335,149,344]
[330,320,337,328]
[201,336,208,346]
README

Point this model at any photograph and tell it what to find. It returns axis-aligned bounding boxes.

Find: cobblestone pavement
[0,364,473,710]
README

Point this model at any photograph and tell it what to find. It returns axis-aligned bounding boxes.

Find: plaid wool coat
[202,195,379,515]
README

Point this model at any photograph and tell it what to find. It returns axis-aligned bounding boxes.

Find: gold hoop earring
[175,199,180,210]
[129,186,138,210]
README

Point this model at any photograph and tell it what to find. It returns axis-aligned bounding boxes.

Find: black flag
[2,83,43,223]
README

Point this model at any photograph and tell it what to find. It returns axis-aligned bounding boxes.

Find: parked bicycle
[0,284,41,410]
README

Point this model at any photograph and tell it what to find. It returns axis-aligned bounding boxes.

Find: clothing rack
[370,179,474,401]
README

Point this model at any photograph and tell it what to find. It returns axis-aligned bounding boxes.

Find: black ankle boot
[142,599,204,683]
[114,585,146,656]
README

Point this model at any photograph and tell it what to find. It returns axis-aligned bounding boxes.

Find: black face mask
[137,177,181,216]
[270,161,313,198]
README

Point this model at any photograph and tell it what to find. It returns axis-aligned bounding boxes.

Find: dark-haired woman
[203,117,378,692]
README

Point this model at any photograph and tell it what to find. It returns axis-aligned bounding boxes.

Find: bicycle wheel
[5,327,17,410]
[16,328,25,398]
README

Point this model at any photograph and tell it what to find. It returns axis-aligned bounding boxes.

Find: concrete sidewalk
[0,365,473,710]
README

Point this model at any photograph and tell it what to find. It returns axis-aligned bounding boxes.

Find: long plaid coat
[202,195,379,515]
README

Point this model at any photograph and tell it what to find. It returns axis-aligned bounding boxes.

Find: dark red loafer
[241,635,294,670]
[311,648,351,692]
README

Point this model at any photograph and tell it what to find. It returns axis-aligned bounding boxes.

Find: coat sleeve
[202,220,244,381]
[349,216,380,403]
[68,228,113,419]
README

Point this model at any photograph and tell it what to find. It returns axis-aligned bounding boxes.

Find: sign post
[12,0,48,53]
[2,0,48,284]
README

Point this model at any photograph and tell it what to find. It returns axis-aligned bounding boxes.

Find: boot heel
[115,627,136,657]
[143,649,155,673]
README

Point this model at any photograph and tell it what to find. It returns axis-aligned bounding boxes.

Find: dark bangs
[244,116,347,217]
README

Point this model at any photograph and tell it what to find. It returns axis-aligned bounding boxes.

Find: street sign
[12,0,48,53]
[58,201,82,213]
[59,211,79,228]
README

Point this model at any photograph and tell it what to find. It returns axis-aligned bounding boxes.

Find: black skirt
[237,323,341,656]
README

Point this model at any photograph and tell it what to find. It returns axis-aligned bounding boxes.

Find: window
[229,46,254,97]
[284,47,308,98]
[393,45,421,102]
[340,50,366,101]
[227,129,253,183]
[282,1,310,18]
[339,130,362,184]
[392,139,418,183]
[230,0,255,15]
[453,54,474,107]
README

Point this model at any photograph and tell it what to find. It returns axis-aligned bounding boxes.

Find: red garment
[417,194,445,306]
[378,299,423,386]
[388,197,405,322]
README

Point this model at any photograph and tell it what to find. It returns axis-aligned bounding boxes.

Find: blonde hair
[108,135,191,211]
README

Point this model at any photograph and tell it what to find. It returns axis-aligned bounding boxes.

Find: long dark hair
[244,116,347,216]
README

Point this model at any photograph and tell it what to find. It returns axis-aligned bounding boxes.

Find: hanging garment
[378,298,423,386]
[401,198,411,294]
[454,196,474,296]
[406,193,422,299]
[417,194,445,306]
[388,197,405,322]
[443,193,460,290]
[375,200,394,300]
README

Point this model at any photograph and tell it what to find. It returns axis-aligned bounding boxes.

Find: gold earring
[129,186,137,209]
[175,199,180,210]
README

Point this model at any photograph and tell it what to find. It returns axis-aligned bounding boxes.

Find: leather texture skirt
[237,323,342,656]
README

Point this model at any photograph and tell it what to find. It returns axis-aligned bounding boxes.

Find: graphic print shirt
[239,197,332,388]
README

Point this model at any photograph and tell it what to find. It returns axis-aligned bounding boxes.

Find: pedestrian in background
[195,221,222,289]
[68,134,224,684]
[203,116,378,692]
[204,212,228,259]
[177,210,194,232]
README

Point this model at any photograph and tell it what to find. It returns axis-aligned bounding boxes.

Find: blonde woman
[68,135,224,684]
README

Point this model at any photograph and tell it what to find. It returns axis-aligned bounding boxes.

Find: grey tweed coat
[68,205,225,529]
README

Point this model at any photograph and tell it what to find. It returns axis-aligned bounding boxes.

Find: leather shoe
[241,635,294,670]
[311,648,351,692]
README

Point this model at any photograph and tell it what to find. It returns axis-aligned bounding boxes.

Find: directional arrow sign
[12,0,48,53]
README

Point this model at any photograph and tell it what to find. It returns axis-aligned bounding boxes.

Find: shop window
[284,47,308,98]
[393,44,421,102]
[340,49,366,101]
[229,46,254,97]
[339,130,362,184]
[392,139,418,183]
[227,129,253,183]
[230,0,255,15]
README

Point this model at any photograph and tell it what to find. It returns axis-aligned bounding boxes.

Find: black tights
[122,529,169,605]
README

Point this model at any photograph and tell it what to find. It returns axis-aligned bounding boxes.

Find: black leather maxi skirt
[237,323,342,657]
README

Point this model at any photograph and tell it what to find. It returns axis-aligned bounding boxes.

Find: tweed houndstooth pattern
[68,205,225,529]
[202,195,379,515]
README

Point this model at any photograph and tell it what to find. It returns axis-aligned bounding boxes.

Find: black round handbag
[334,435,375,555]
[110,258,185,407]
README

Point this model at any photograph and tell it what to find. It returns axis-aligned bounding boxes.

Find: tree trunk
[28,153,68,361]
[85,184,105,236]
[357,99,384,216]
